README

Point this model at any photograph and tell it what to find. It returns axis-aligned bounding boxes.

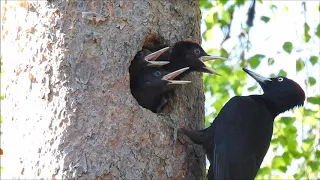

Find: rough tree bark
[1,0,205,179]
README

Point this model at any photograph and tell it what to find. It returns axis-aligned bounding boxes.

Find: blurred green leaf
[205,14,214,30]
[316,150,320,158]
[249,54,265,69]
[235,0,245,6]
[200,0,213,9]
[290,149,302,159]
[294,171,305,180]
[282,6,289,13]
[272,156,287,172]
[282,152,292,165]
[247,85,258,92]
[303,23,311,42]
[305,77,316,86]
[296,58,305,72]
[218,0,228,5]
[278,69,287,77]
[279,117,295,126]
[270,4,278,11]
[257,166,271,177]
[268,58,275,66]
[302,138,313,151]
[307,161,320,171]
[203,29,213,41]
[307,96,320,105]
[260,16,270,23]
[282,42,293,53]
[309,55,318,65]
[315,24,320,38]
[220,48,228,58]
[199,0,206,6]
[221,10,231,23]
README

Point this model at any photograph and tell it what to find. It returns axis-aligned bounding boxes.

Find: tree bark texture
[1,0,205,179]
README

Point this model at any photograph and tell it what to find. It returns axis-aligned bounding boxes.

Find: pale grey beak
[145,47,170,66]
[199,55,227,62]
[162,67,191,85]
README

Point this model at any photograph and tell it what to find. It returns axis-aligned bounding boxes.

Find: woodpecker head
[169,41,226,75]
[243,68,305,113]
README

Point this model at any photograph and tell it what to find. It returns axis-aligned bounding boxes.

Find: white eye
[194,49,201,55]
[154,71,161,77]
[278,77,283,82]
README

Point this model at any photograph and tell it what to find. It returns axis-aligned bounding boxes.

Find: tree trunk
[1,0,205,179]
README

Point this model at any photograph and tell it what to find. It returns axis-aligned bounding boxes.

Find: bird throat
[292,81,306,99]
[251,95,278,118]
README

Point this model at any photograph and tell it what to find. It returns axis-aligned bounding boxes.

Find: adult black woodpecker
[131,67,191,113]
[180,68,305,180]
[156,41,226,78]
[129,47,170,79]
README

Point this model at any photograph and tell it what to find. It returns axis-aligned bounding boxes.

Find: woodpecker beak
[199,55,227,62]
[145,47,170,66]
[198,55,226,76]
[201,66,221,76]
[243,68,272,88]
[162,67,191,85]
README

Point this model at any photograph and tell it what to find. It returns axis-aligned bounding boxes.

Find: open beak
[198,55,226,76]
[201,66,221,76]
[162,67,191,85]
[199,55,227,62]
[243,68,271,88]
[145,47,170,66]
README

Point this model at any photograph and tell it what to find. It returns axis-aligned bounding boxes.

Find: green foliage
[303,23,311,42]
[200,0,213,10]
[307,77,317,86]
[249,54,265,69]
[315,24,320,38]
[282,42,293,54]
[260,16,270,23]
[309,55,318,65]
[278,69,287,77]
[307,96,320,105]
[306,77,316,87]
[200,1,319,179]
[296,58,305,72]
[268,58,275,66]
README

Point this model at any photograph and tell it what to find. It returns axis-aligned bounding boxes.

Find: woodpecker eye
[278,77,283,82]
[194,49,201,55]
[154,71,161,77]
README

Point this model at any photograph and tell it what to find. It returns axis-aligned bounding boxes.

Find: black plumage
[157,41,226,78]
[129,47,170,79]
[180,68,305,179]
[131,67,190,113]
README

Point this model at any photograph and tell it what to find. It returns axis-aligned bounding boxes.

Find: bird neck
[250,95,279,118]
